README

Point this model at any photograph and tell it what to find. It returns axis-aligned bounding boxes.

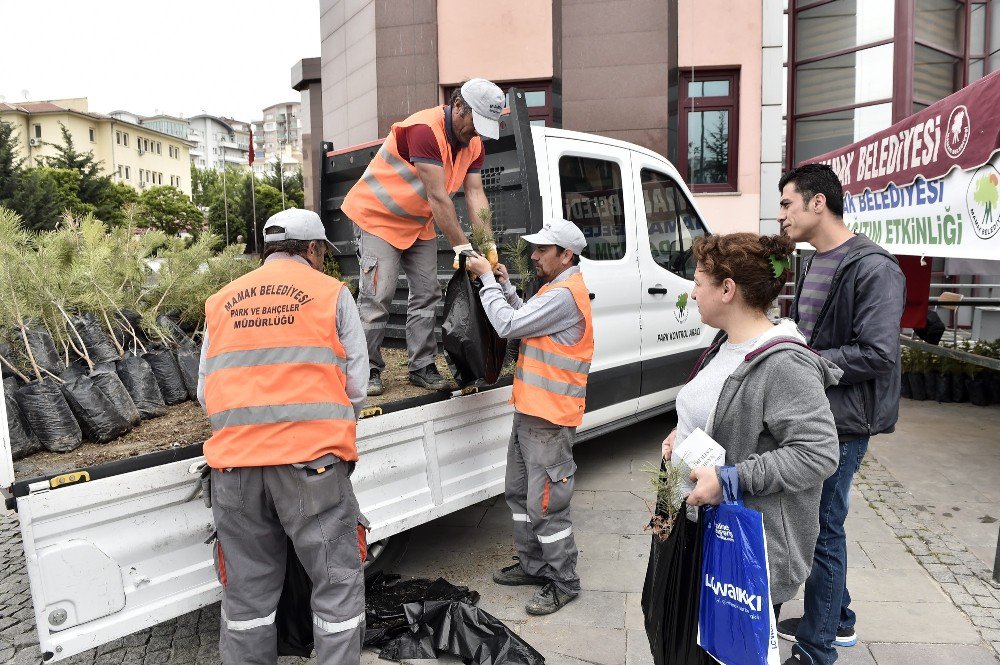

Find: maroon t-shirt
[393,112,484,172]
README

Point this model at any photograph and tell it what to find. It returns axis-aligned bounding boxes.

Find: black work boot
[525,582,577,615]
[493,558,547,586]
[367,369,384,396]
[408,364,451,391]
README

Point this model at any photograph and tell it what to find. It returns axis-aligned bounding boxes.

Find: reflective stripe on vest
[519,344,591,375]
[209,402,356,432]
[359,146,428,224]
[205,345,347,374]
[514,365,587,399]
[342,106,483,250]
[512,271,595,427]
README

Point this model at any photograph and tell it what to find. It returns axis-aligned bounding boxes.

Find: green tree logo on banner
[969,168,1000,240]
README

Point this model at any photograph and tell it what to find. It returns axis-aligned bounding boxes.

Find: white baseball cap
[522,218,588,256]
[263,208,333,249]
[461,78,505,140]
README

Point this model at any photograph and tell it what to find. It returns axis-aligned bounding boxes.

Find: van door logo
[944,105,970,159]
[674,292,690,323]
[967,164,1000,240]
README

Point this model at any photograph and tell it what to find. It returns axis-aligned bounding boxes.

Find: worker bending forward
[467,218,593,615]
[197,208,369,664]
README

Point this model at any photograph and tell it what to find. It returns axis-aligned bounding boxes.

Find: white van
[1,90,716,661]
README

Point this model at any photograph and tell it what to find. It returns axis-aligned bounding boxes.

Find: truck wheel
[363,531,410,578]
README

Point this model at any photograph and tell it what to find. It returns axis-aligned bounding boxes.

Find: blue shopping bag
[698,466,779,665]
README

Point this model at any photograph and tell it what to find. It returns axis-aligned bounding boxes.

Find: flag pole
[248,123,258,255]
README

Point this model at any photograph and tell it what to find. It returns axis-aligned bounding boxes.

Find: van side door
[544,137,640,428]
[631,157,715,410]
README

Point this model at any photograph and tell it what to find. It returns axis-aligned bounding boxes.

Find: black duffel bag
[441,255,507,388]
[15,381,83,453]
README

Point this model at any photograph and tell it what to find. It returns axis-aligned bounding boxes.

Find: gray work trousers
[355,225,440,373]
[211,460,366,665]
[505,412,581,595]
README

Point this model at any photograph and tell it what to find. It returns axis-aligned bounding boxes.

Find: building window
[678,68,740,192]
[116,131,121,145]
[641,169,708,279]
[124,166,130,180]
[156,142,161,154]
[558,155,627,261]
[117,165,123,178]
[444,80,556,127]
[33,124,42,139]
[124,133,129,147]
[89,127,96,143]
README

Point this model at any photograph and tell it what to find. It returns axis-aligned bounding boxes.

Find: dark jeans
[794,437,869,665]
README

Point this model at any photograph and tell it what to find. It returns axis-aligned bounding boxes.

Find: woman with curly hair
[661,233,841,624]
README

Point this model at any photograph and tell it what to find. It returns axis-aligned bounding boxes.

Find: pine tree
[40,124,118,223]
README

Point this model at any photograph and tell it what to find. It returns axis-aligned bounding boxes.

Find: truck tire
[363,531,411,578]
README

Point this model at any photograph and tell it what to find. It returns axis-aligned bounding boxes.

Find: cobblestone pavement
[856,453,1000,658]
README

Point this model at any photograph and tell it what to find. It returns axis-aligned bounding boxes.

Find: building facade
[252,101,303,177]
[306,0,781,235]
[304,0,1000,236]
[141,114,191,141]
[0,98,193,196]
[187,115,251,173]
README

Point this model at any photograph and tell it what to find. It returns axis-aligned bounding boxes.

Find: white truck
[0,90,716,662]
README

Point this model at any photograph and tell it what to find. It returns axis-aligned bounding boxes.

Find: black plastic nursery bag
[441,254,507,388]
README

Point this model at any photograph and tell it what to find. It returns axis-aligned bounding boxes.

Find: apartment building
[1,98,193,196]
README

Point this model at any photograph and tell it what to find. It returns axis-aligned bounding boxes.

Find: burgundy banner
[805,70,1000,194]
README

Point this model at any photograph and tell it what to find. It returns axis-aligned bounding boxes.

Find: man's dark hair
[261,226,312,260]
[778,163,844,217]
[555,245,582,266]
[449,85,471,118]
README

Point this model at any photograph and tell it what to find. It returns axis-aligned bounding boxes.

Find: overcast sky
[0,0,321,122]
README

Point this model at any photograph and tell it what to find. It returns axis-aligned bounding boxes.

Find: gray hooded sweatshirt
[696,336,842,603]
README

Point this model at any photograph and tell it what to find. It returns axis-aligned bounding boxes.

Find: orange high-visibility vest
[341,106,484,250]
[512,272,595,427]
[202,259,357,468]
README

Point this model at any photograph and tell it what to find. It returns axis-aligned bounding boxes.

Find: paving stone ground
[2,401,998,664]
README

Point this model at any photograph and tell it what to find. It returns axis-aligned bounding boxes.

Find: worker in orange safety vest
[466,218,594,616]
[197,208,369,665]
[341,78,505,397]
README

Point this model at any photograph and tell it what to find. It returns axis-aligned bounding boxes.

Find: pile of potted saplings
[0,206,252,460]
[900,340,1000,406]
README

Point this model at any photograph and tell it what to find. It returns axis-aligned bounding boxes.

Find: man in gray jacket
[774,164,906,665]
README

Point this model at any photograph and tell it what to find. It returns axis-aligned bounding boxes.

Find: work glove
[453,243,475,270]
[482,241,499,268]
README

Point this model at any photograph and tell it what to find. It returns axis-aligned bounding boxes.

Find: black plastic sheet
[275,546,540,665]
[379,599,544,665]
[176,344,200,401]
[442,256,507,388]
[143,349,189,405]
[61,373,131,443]
[71,313,120,364]
[15,381,82,453]
[641,502,713,665]
[91,369,141,427]
[364,573,479,649]
[4,377,42,460]
[117,354,167,419]
[24,325,63,374]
